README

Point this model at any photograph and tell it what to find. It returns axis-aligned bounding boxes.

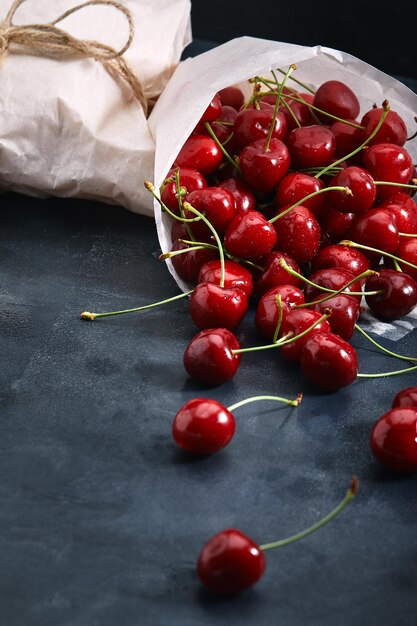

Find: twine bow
[0,0,148,115]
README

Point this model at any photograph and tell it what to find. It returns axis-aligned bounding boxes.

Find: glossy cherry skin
[327,166,376,214]
[172,398,235,454]
[185,187,236,238]
[392,387,417,408]
[255,284,305,339]
[254,251,303,296]
[312,294,360,340]
[350,208,399,255]
[304,267,362,303]
[319,206,356,243]
[183,328,241,386]
[286,125,336,169]
[240,138,291,194]
[233,108,287,152]
[378,197,417,235]
[330,119,362,159]
[274,172,326,218]
[361,143,414,201]
[161,168,208,214]
[218,86,244,111]
[189,283,248,331]
[370,407,417,473]
[278,309,332,362]
[224,210,278,259]
[198,260,253,298]
[301,331,358,391]
[197,528,266,596]
[201,105,238,144]
[311,244,370,281]
[273,205,321,264]
[365,269,417,320]
[218,177,257,213]
[360,108,407,147]
[279,96,312,131]
[199,94,222,123]
[174,134,223,176]
[395,238,417,280]
[170,239,218,284]
[313,80,360,124]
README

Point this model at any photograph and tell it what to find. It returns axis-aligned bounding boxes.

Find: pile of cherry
[82,68,417,597]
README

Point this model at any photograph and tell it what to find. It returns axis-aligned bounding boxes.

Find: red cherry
[197,529,265,596]
[255,284,305,339]
[275,172,326,218]
[172,398,235,455]
[161,168,208,214]
[364,269,417,320]
[170,239,218,284]
[278,309,332,362]
[377,191,417,213]
[201,105,238,144]
[326,166,376,214]
[311,244,370,283]
[189,283,248,331]
[286,125,336,169]
[218,177,257,213]
[218,86,244,111]
[313,80,360,124]
[304,267,363,303]
[350,208,399,255]
[198,260,253,298]
[370,407,417,472]
[392,387,417,408]
[312,294,360,340]
[240,138,291,194]
[378,199,417,235]
[183,328,241,385]
[330,120,362,159]
[279,96,312,131]
[174,134,223,175]
[185,187,236,238]
[319,206,356,243]
[360,108,407,147]
[233,108,287,152]
[301,331,358,391]
[273,205,321,264]
[198,94,222,124]
[255,251,303,296]
[395,238,417,280]
[361,143,414,200]
[224,210,278,259]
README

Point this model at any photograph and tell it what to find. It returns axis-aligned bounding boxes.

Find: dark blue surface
[1,41,417,626]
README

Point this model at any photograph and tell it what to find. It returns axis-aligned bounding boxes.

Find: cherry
[255,284,305,339]
[254,251,303,296]
[361,143,414,201]
[233,108,287,152]
[173,398,235,455]
[174,134,223,176]
[189,283,248,331]
[392,387,417,408]
[170,239,218,284]
[278,96,312,131]
[378,191,417,213]
[218,86,244,111]
[303,267,363,303]
[319,206,356,243]
[184,187,236,238]
[198,260,254,298]
[313,80,360,124]
[330,119,362,159]
[183,328,241,385]
[395,238,417,280]
[202,105,237,144]
[286,125,336,169]
[370,407,417,472]
[326,166,376,214]
[311,244,370,281]
[278,309,332,362]
[224,210,278,258]
[239,137,291,193]
[378,200,417,235]
[198,94,222,124]
[161,168,208,215]
[364,269,417,320]
[360,107,407,147]
[311,294,360,340]
[349,208,399,256]
[273,205,321,264]
[275,173,326,218]
[300,331,358,391]
[218,177,257,213]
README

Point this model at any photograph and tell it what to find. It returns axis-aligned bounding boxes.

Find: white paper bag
[0,0,192,216]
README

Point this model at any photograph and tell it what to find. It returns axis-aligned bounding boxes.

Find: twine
[0,0,148,115]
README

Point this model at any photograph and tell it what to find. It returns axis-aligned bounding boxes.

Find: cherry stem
[204,121,242,176]
[80,290,192,321]
[276,68,316,94]
[314,100,390,178]
[268,186,352,224]
[183,201,225,288]
[227,393,303,412]
[339,240,417,272]
[260,476,359,551]
[357,364,417,378]
[374,180,417,190]
[232,311,331,355]
[264,65,296,152]
[160,245,214,260]
[175,168,196,242]
[355,324,417,363]
[144,181,201,223]
[399,232,417,237]
[272,294,284,343]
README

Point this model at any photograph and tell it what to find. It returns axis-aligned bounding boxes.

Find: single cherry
[183,328,241,385]
[300,331,358,391]
[395,238,417,280]
[326,166,376,214]
[278,309,332,362]
[365,269,417,320]
[173,398,235,455]
[185,187,236,238]
[224,210,278,259]
[311,244,370,281]
[239,138,291,193]
[330,119,362,159]
[275,173,326,218]
[286,125,336,169]
[392,387,417,408]
[218,177,257,213]
[189,283,248,331]
[218,86,244,111]
[360,107,407,147]
[361,143,414,201]
[255,284,305,339]
[349,208,399,256]
[254,251,303,296]
[233,108,287,152]
[370,407,417,472]
[304,267,363,303]
[198,260,253,298]
[161,168,208,215]
[312,294,360,340]
[319,206,356,243]
[313,80,360,124]
[174,134,223,175]
[273,205,321,264]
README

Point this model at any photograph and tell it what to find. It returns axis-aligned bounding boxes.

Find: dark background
[189,0,416,81]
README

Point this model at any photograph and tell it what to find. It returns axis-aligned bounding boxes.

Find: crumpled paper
[149,36,417,339]
[0,0,192,216]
